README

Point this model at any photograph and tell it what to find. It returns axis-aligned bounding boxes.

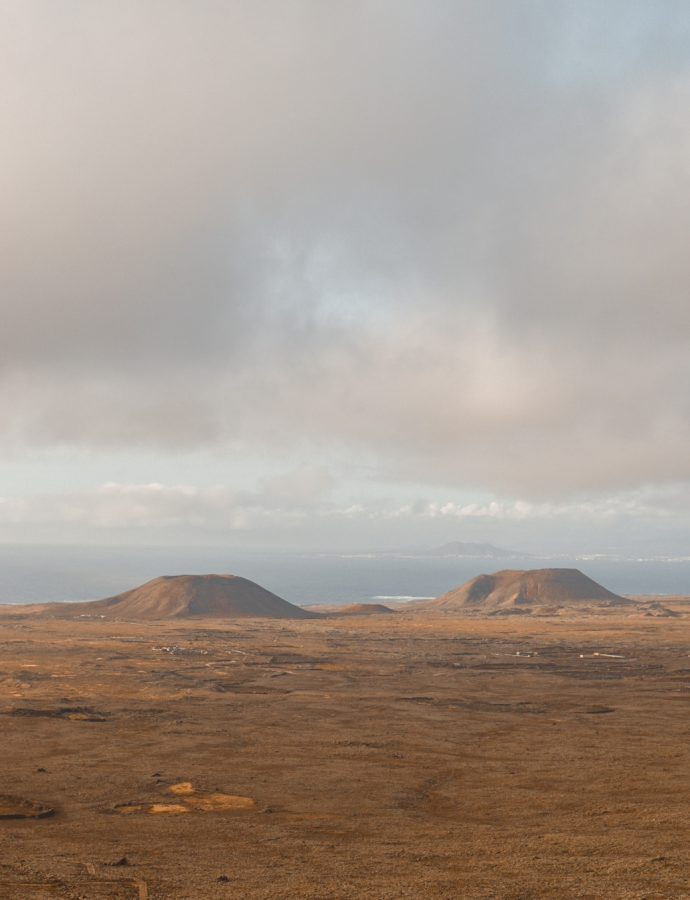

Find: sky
[1,1,689,555]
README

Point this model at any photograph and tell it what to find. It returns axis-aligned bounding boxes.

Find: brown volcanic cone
[56,574,317,620]
[430,568,631,613]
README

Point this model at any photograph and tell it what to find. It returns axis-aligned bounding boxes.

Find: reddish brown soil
[0,601,689,898]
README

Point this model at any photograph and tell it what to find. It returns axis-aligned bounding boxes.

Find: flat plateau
[0,604,689,898]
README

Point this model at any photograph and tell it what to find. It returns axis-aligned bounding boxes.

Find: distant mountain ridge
[343,541,528,560]
[421,541,528,558]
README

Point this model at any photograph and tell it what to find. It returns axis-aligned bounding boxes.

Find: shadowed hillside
[320,603,395,617]
[335,603,395,615]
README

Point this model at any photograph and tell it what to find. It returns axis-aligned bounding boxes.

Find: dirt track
[0,607,689,898]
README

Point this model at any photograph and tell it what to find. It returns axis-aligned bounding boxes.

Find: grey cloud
[2,2,690,497]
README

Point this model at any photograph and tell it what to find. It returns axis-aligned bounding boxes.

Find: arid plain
[1,593,689,899]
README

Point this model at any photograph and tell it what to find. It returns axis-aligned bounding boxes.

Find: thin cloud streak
[1,481,686,532]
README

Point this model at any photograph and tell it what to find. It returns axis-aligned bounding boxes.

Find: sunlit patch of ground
[113,783,255,816]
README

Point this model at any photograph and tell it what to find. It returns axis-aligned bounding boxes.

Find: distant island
[341,541,529,560]
[420,541,529,559]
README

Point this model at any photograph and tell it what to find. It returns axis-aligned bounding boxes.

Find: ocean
[0,544,688,606]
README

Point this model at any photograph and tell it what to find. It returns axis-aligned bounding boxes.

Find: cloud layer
[2,2,690,509]
[3,478,688,542]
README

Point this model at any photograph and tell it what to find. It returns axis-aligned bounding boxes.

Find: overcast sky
[1,1,689,554]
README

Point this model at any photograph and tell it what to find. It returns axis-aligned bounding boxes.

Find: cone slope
[63,574,316,620]
[430,568,631,613]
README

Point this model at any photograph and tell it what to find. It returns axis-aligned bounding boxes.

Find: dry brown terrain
[1,602,689,898]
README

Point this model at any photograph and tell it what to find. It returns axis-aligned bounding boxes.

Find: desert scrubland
[1,595,689,899]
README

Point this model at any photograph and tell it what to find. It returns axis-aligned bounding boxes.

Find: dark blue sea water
[0,544,688,606]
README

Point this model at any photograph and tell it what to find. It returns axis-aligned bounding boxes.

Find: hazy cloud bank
[2,480,687,535]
